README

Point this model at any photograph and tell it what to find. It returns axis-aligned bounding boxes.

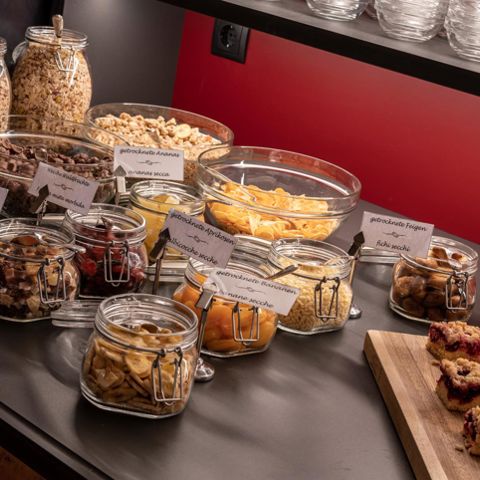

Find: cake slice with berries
[436,358,480,412]
[464,406,480,456]
[427,321,480,362]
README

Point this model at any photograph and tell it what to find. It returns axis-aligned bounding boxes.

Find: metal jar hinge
[446,271,470,311]
[37,257,67,305]
[104,241,130,286]
[54,47,79,84]
[232,303,260,344]
[151,347,184,405]
[314,277,340,322]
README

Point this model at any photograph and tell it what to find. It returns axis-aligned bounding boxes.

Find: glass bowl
[85,103,234,185]
[0,115,124,217]
[197,146,361,241]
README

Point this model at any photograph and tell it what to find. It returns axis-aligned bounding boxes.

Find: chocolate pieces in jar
[0,219,79,321]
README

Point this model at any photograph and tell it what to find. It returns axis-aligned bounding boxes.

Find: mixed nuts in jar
[81,294,198,418]
[390,236,478,323]
[0,218,79,322]
[268,239,354,335]
[173,237,278,357]
[64,204,148,298]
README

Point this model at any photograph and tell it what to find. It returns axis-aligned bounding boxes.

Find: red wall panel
[173,12,480,242]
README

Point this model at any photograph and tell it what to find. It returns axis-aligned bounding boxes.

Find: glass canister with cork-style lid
[11,16,92,122]
[268,238,354,334]
[80,294,199,418]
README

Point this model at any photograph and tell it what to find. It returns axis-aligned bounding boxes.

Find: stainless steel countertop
[0,200,478,480]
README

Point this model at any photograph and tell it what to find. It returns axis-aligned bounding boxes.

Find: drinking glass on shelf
[446,0,480,61]
[305,0,369,21]
[376,0,450,42]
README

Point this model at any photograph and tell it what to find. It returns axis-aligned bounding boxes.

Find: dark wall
[0,0,63,66]
[63,0,184,106]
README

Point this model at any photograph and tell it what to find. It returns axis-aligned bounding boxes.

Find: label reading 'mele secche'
[361,211,434,258]
[114,146,184,180]
[163,210,238,268]
[204,269,299,315]
[28,162,99,214]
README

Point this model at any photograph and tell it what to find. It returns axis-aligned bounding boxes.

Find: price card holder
[150,228,171,295]
[346,231,365,320]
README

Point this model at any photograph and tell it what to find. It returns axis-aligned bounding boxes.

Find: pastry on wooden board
[464,406,480,456]
[427,321,480,363]
[436,358,480,412]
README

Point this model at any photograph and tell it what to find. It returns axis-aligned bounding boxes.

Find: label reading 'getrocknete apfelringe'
[28,162,99,214]
[204,269,299,315]
[361,211,434,258]
[114,146,184,180]
[163,210,237,268]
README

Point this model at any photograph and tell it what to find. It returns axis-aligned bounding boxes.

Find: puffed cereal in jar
[173,237,278,357]
[0,37,11,129]
[268,239,354,335]
[81,294,198,418]
[129,180,204,260]
[11,24,92,122]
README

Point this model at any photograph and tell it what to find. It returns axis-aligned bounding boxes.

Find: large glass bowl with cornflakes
[85,103,234,185]
[198,146,361,241]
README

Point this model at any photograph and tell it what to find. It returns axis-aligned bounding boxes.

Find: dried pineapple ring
[175,123,192,139]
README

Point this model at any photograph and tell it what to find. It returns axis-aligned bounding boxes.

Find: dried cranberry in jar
[64,204,148,298]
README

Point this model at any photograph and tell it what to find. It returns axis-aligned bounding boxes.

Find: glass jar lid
[25,26,88,49]
[64,204,146,246]
[269,238,353,281]
[95,294,198,352]
[401,236,478,275]
[129,180,204,216]
[0,37,6,56]
[0,218,75,262]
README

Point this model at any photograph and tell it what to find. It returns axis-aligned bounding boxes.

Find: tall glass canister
[11,23,92,122]
[0,37,11,129]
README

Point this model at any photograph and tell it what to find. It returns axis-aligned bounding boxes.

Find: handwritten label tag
[361,211,434,258]
[0,187,8,211]
[163,210,237,268]
[28,163,98,214]
[204,269,299,315]
[114,146,184,180]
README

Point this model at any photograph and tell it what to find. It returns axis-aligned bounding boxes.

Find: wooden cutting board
[364,330,480,480]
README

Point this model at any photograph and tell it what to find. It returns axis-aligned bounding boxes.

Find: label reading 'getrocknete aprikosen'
[204,269,299,315]
[163,210,238,268]
[114,146,184,180]
[361,211,434,258]
[28,162,99,214]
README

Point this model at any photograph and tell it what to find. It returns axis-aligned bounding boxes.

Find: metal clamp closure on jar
[446,271,469,311]
[103,239,130,285]
[37,256,66,304]
[314,276,341,322]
